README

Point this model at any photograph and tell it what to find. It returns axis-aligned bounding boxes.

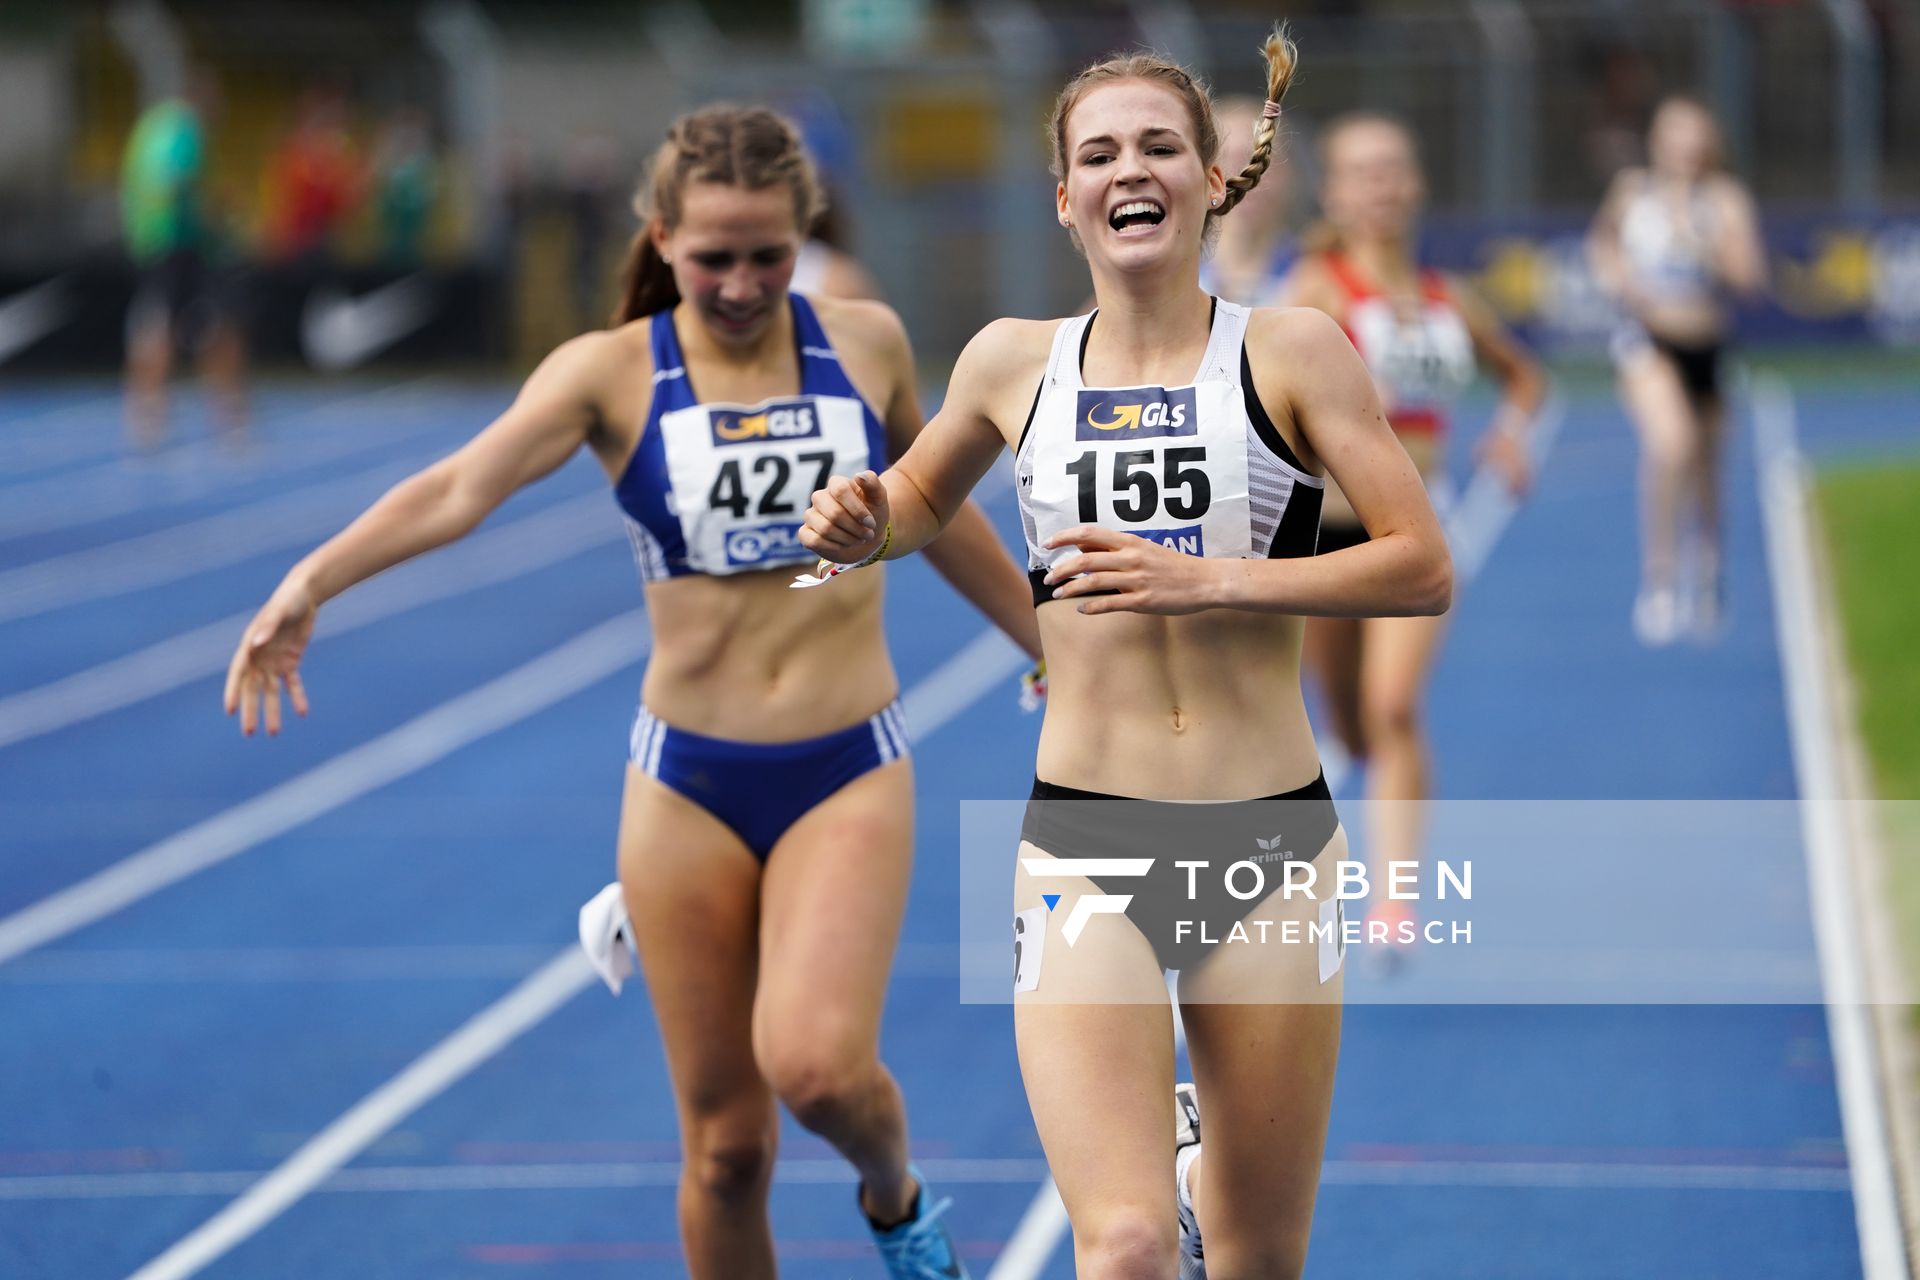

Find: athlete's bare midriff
[1032,604,1318,800]
[586,307,901,743]
[1633,296,1728,348]
[640,568,897,741]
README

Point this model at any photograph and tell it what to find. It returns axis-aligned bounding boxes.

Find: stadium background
[2,0,1918,368]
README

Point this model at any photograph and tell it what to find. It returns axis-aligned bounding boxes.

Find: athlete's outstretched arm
[223,334,609,734]
[867,314,1041,660]
[1046,308,1451,619]
[801,318,1027,567]
[1453,278,1548,495]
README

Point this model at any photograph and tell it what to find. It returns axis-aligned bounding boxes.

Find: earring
[1210,195,1221,207]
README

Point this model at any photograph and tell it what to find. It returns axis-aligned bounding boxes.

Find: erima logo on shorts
[710,400,821,446]
[1075,386,1198,441]
[724,522,806,565]
[1135,525,1205,557]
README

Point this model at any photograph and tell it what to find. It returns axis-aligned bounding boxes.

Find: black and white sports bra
[1014,299,1324,606]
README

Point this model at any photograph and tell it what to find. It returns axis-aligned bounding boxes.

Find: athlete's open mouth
[1108,200,1166,233]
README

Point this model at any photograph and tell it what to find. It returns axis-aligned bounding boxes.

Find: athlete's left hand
[1042,526,1221,616]
[1475,428,1532,497]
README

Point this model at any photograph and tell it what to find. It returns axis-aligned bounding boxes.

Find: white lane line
[898,627,1027,740]
[0,380,460,541]
[125,949,598,1280]
[123,622,1032,1279]
[1442,391,1566,587]
[0,611,651,969]
[986,1175,1070,1279]
[0,489,617,751]
[0,1157,1847,1202]
[0,457,432,623]
[990,393,1569,1278]
[1753,372,1914,1280]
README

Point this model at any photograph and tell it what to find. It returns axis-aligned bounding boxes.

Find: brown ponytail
[611,229,678,327]
[609,104,825,327]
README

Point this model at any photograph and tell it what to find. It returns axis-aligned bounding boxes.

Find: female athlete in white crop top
[1588,95,1766,645]
[804,34,1450,1279]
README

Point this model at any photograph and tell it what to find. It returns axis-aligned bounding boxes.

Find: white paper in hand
[578,881,638,995]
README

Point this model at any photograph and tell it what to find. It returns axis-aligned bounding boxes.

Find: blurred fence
[0,0,1914,372]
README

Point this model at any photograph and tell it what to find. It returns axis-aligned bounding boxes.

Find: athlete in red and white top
[1283,111,1545,951]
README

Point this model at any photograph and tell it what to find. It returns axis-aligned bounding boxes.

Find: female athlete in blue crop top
[225,106,1038,1280]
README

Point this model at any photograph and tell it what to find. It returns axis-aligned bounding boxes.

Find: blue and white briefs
[630,701,910,861]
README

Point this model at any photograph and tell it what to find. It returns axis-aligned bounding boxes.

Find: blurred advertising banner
[1426,214,1920,352]
[0,263,505,372]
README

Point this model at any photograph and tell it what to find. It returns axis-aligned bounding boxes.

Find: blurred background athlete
[1588,95,1767,646]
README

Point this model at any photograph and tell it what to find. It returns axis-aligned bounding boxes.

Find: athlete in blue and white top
[616,289,890,584]
[803,35,1451,1280]
[226,105,1037,1280]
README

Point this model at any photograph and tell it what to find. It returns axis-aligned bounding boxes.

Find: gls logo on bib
[1075,386,1198,442]
[709,400,822,446]
[724,522,807,566]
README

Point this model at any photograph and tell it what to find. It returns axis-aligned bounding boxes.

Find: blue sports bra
[615,294,889,581]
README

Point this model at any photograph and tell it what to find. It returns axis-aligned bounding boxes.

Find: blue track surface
[1,368,1908,1277]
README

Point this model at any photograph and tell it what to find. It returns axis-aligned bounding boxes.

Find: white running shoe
[1174,1083,1206,1280]
[1632,587,1682,648]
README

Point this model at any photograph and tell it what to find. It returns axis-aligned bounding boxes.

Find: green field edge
[1815,460,1920,1051]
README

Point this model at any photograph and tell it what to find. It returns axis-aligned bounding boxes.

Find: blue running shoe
[865,1164,969,1279]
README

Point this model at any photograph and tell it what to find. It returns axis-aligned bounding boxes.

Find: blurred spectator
[372,107,437,268]
[1584,42,1653,187]
[120,67,248,448]
[562,130,620,325]
[264,83,363,265]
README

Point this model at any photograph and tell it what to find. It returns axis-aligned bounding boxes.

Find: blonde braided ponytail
[1216,26,1299,218]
